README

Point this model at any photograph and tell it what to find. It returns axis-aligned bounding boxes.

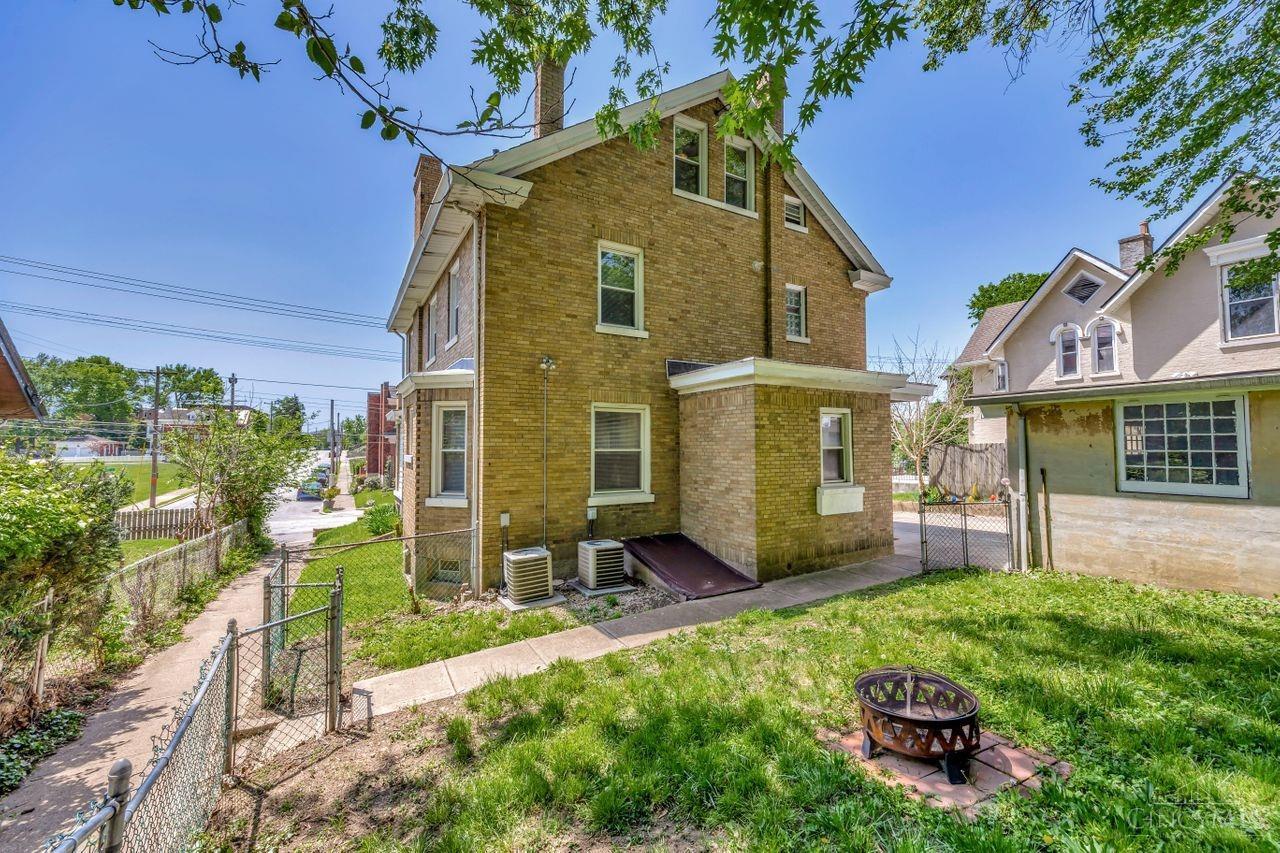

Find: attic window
[783,195,807,231]
[1064,276,1102,304]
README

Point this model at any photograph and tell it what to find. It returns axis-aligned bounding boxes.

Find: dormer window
[1222,263,1278,340]
[783,195,807,231]
[673,116,706,197]
[1064,275,1102,304]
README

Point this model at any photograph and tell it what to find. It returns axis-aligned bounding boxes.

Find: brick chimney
[533,61,565,138]
[1118,220,1153,272]
[413,154,444,239]
[755,72,784,136]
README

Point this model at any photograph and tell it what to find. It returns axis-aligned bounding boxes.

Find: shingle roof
[955,301,1026,365]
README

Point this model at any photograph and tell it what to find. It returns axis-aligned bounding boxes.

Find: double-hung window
[994,361,1008,392]
[426,294,438,364]
[1117,396,1248,497]
[1057,329,1080,378]
[673,116,706,197]
[597,241,645,335]
[785,284,808,341]
[446,263,460,345]
[590,404,652,504]
[1222,263,1279,340]
[430,401,466,503]
[820,409,852,484]
[1094,322,1116,374]
[724,139,753,211]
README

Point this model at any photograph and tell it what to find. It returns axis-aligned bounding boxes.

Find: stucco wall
[1014,391,1280,597]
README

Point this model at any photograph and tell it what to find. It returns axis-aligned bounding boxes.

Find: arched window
[1094,321,1117,374]
[1057,328,1080,378]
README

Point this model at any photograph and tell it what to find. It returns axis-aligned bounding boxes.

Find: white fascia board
[668,356,914,396]
[783,165,886,277]
[983,248,1125,357]
[396,369,475,396]
[849,269,891,293]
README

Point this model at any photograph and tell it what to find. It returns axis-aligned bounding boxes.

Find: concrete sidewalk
[353,543,922,721]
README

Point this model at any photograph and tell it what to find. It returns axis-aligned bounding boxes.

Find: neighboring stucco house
[388,68,928,591]
[952,300,1026,444]
[968,181,1280,597]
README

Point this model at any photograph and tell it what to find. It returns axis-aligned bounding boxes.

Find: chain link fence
[283,528,474,607]
[44,559,343,852]
[919,499,1013,572]
[107,520,248,636]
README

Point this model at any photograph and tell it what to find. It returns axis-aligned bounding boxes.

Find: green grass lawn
[354,489,394,509]
[119,537,179,564]
[892,491,919,502]
[106,461,184,502]
[355,609,579,672]
[344,570,1279,850]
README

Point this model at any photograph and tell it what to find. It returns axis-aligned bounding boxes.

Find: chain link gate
[919,499,1013,572]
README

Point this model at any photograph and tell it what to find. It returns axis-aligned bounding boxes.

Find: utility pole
[228,373,238,409]
[329,399,336,473]
[150,366,161,508]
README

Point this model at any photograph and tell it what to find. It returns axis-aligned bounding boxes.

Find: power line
[0,254,384,327]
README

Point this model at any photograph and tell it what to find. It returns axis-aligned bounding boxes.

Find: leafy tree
[164,411,311,538]
[341,414,366,451]
[22,355,141,423]
[272,395,307,426]
[159,364,225,408]
[967,272,1047,324]
[111,0,1279,269]
[887,336,967,494]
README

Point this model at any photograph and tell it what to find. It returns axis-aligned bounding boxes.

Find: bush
[363,475,383,492]
[364,503,398,536]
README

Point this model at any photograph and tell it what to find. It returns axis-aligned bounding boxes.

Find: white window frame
[783,195,808,233]
[993,360,1008,392]
[427,400,467,507]
[595,240,648,338]
[723,137,755,212]
[672,115,707,199]
[426,293,438,365]
[1093,321,1118,376]
[819,407,853,485]
[445,261,460,348]
[588,402,653,506]
[1219,263,1279,343]
[784,283,809,343]
[1056,328,1081,379]
[1114,393,1250,499]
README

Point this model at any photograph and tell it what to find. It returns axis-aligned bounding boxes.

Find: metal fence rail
[919,499,1013,572]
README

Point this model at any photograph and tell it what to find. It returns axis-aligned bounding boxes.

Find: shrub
[363,475,383,492]
[364,503,398,536]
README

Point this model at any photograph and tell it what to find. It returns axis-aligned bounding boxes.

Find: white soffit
[669,357,932,400]
[396,369,475,396]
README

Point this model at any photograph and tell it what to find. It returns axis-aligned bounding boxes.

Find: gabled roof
[982,248,1126,357]
[1100,176,1235,310]
[0,315,44,420]
[954,300,1026,366]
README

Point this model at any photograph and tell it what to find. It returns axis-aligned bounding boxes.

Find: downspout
[1012,403,1031,570]
[762,160,774,358]
[469,210,482,596]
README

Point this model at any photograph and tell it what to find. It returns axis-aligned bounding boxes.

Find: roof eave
[967,367,1280,406]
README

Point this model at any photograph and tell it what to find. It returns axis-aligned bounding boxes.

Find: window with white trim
[591,404,649,496]
[1094,322,1116,373]
[783,195,806,230]
[1221,263,1278,340]
[785,284,807,341]
[431,401,466,497]
[673,117,706,196]
[427,294,438,364]
[820,408,852,484]
[724,140,753,211]
[446,263,461,344]
[1118,396,1248,497]
[994,361,1008,392]
[1057,329,1080,378]
[597,241,644,331]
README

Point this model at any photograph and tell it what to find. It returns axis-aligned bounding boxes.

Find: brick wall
[678,386,758,573]
[407,227,477,373]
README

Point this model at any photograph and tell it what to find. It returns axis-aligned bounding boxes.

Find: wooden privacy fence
[115,506,214,541]
[928,443,1009,498]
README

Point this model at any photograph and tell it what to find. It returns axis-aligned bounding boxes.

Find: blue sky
[1,1,1165,427]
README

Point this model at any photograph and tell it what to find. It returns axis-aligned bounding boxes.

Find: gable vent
[1064,277,1102,304]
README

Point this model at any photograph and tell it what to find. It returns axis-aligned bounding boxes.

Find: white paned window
[820,408,852,484]
[1222,263,1279,340]
[427,294,438,364]
[724,140,753,210]
[431,402,466,497]
[994,361,1008,392]
[1057,329,1080,378]
[597,241,644,331]
[783,195,806,230]
[1117,397,1248,498]
[446,263,461,344]
[591,404,650,496]
[785,284,807,341]
[673,117,706,196]
[1094,322,1116,373]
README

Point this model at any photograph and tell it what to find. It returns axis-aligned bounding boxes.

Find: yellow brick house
[386,68,929,594]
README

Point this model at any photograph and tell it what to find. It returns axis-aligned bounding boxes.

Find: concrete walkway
[353,534,923,721]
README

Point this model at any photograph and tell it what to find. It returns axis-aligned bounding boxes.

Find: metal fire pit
[854,666,980,784]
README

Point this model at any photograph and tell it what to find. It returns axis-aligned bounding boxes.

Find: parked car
[296,481,323,501]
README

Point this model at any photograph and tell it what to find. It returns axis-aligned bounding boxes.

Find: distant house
[138,404,254,436]
[365,382,397,484]
[967,179,1279,597]
[0,314,44,420]
[951,300,1026,444]
[55,434,124,458]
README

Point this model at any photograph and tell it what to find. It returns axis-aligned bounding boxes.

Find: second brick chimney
[1118,220,1153,272]
[533,61,565,138]
[413,154,444,239]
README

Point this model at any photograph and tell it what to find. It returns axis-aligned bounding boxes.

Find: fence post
[224,619,238,776]
[918,498,927,571]
[960,503,970,567]
[30,591,52,707]
[103,758,132,853]
[326,575,341,734]
[213,525,222,575]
